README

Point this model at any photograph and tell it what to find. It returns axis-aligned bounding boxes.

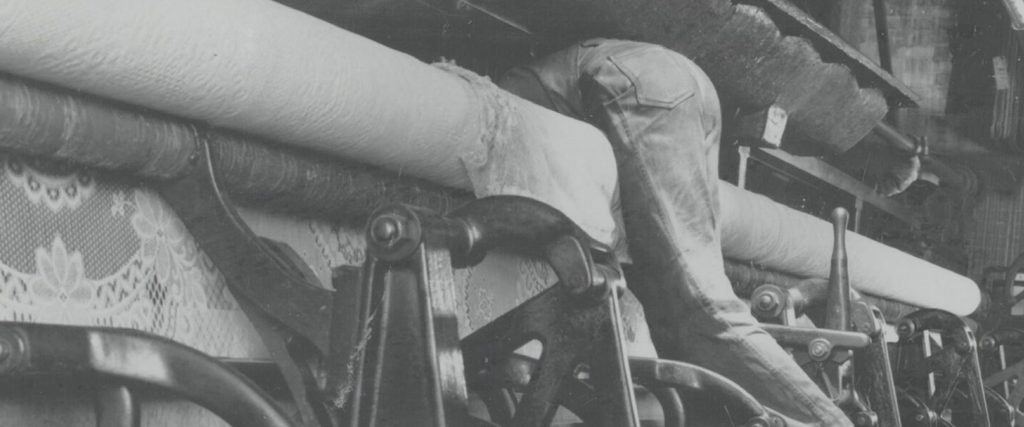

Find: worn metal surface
[754,207,899,426]
[893,310,992,427]
[852,303,902,427]
[825,208,852,332]
[0,323,292,427]
[463,284,640,426]
[353,196,640,426]
[94,385,139,427]
[160,141,352,426]
[980,327,1024,424]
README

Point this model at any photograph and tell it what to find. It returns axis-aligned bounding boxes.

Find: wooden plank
[749,148,919,226]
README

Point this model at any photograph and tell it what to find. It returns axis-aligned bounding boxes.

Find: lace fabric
[0,154,265,358]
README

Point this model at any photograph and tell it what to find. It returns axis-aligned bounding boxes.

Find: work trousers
[499,39,852,427]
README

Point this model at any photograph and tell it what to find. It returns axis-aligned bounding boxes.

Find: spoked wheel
[980,329,1024,426]
[970,387,1017,427]
[892,310,993,426]
[896,385,1014,427]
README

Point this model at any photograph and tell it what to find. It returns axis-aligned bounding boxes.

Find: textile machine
[0,0,1010,425]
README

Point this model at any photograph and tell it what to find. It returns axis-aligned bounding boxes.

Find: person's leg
[502,39,851,426]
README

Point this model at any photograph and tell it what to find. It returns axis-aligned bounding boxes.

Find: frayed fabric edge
[431,61,520,191]
[431,61,618,247]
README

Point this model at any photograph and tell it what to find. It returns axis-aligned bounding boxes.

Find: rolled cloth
[719,182,979,316]
[0,1,978,315]
[0,71,980,316]
[0,0,617,244]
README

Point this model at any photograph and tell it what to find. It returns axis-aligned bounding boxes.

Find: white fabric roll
[718,182,980,316]
[0,0,474,184]
[0,0,978,315]
[0,0,618,244]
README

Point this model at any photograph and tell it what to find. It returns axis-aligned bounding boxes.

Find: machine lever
[826,207,852,332]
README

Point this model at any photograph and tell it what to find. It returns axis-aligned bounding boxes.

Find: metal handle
[826,207,851,332]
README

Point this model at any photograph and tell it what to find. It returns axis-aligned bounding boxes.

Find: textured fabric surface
[0,0,618,246]
[0,1,963,315]
[0,153,265,359]
[719,181,980,315]
[0,0,476,188]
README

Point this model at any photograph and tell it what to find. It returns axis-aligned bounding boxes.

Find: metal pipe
[870,122,978,191]
[872,121,916,153]
[872,0,893,73]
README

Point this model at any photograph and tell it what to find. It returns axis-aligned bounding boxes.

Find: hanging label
[994,56,1010,90]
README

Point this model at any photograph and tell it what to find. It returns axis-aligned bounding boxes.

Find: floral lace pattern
[0,154,264,358]
[5,156,95,212]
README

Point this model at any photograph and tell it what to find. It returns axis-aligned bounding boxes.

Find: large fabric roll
[719,182,980,316]
[0,0,475,185]
[0,0,618,244]
[0,1,979,315]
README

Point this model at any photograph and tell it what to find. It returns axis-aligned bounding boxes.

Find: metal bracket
[352,196,634,426]
[159,139,352,426]
[894,309,992,427]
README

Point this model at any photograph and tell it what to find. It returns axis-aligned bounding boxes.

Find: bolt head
[896,320,915,338]
[808,338,832,360]
[979,336,997,350]
[757,294,777,311]
[370,216,401,244]
[573,363,591,381]
[365,207,423,261]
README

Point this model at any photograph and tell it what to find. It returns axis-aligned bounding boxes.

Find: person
[495,39,852,426]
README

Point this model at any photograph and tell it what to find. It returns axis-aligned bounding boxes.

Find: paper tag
[994,56,1010,90]
[763,104,788,147]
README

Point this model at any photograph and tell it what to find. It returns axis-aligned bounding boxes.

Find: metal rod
[872,121,916,152]
[737,146,751,189]
[923,331,936,396]
[870,122,976,191]
[872,0,893,72]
